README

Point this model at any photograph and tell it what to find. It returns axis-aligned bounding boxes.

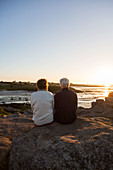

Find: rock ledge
[9,117,113,170]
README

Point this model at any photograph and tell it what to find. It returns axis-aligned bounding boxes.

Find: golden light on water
[103,85,109,97]
[104,89,109,97]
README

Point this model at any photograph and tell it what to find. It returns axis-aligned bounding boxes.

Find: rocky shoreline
[0,93,113,169]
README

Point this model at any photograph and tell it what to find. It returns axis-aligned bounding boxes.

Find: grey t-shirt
[30,90,54,125]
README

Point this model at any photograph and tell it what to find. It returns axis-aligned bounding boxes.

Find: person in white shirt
[30,79,54,126]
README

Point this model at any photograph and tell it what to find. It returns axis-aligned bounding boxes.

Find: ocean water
[0,90,32,104]
[0,86,113,108]
[73,85,113,108]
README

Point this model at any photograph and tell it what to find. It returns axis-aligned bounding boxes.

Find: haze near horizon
[0,0,113,85]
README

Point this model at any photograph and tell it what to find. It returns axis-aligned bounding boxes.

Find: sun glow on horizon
[103,85,109,97]
[93,68,113,86]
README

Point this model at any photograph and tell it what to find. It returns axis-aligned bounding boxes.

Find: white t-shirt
[30,90,54,126]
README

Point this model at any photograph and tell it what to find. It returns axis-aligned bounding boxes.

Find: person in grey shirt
[30,79,54,126]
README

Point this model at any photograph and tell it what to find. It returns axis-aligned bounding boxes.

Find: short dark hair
[36,79,48,90]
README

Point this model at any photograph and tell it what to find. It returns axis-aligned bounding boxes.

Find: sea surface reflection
[73,85,112,108]
[0,86,113,108]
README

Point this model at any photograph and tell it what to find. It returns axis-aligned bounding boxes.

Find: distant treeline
[0,81,82,93]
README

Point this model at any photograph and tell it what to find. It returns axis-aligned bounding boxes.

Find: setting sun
[104,88,109,97]
[93,68,113,86]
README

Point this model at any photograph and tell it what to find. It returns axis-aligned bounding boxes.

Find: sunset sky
[1,0,113,84]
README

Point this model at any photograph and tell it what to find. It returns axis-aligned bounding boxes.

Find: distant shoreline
[0,81,82,93]
[70,83,106,87]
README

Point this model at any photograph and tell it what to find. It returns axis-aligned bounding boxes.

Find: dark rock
[76,107,86,114]
[102,109,113,118]
[92,99,105,109]
[5,112,21,119]
[11,117,33,123]
[1,115,6,118]
[25,109,32,114]
[2,106,19,113]
[104,92,113,108]
[9,117,113,170]
[13,112,22,117]
[23,110,33,119]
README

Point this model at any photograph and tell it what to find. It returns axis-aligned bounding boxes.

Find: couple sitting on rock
[30,78,77,126]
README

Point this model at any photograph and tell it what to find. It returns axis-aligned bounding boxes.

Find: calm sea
[0,86,113,108]
[72,85,113,108]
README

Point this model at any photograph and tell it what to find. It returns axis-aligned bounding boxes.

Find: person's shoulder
[46,91,54,100]
[69,89,77,95]
[46,91,54,96]
[31,91,37,96]
[54,91,62,97]
[30,92,38,103]
[31,91,38,98]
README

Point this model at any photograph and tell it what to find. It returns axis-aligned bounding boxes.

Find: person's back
[54,78,77,124]
[30,79,54,126]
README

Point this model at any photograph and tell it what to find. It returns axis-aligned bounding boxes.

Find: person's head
[36,79,48,90]
[60,78,69,89]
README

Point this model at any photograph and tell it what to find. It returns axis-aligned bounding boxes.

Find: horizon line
[1,80,113,86]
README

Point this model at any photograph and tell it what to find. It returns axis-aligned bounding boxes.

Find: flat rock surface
[0,112,33,139]
[9,117,113,170]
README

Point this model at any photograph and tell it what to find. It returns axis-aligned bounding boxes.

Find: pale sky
[0,0,113,84]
